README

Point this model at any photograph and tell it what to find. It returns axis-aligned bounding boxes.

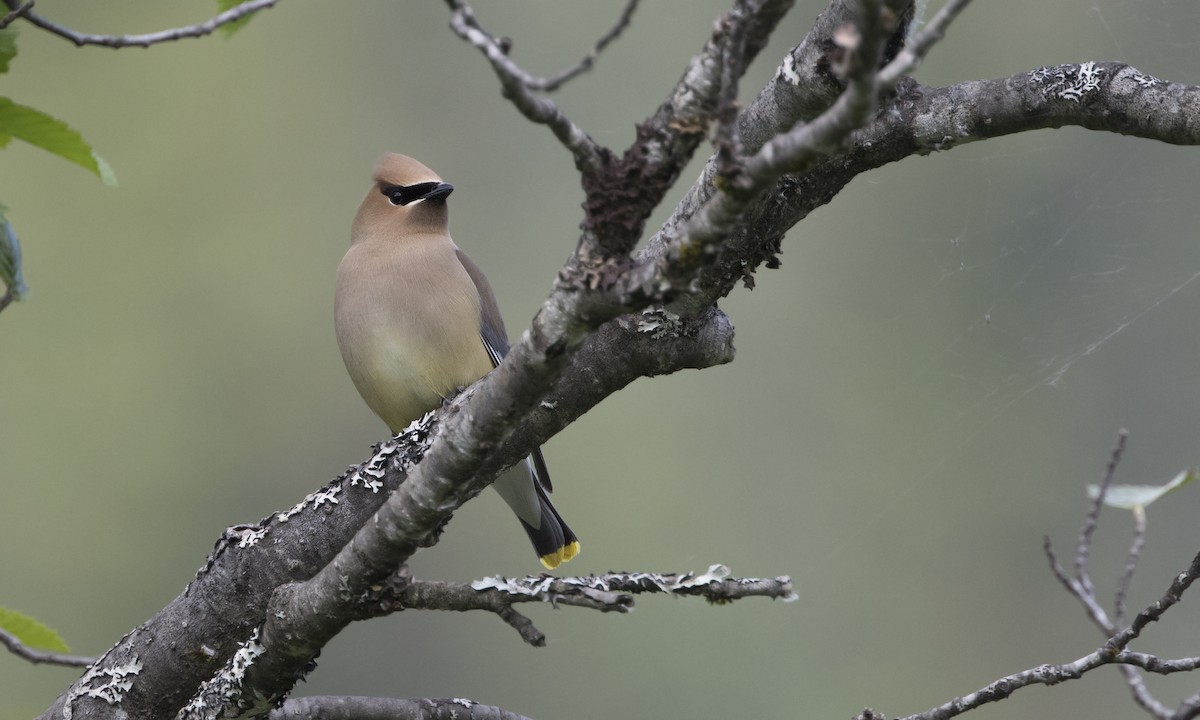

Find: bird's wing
[456,247,554,494]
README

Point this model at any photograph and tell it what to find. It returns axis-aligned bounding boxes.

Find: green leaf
[215,0,256,38]
[1088,469,1197,510]
[0,203,29,300]
[0,605,71,653]
[0,28,17,74]
[0,97,117,186]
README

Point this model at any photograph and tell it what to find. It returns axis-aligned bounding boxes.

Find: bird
[334,153,580,569]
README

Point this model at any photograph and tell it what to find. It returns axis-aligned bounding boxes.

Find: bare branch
[2,0,276,48]
[1115,504,1147,625]
[876,0,974,86]
[0,0,32,30]
[1043,535,1113,632]
[443,0,638,93]
[1119,661,1173,720]
[1077,430,1128,595]
[0,626,94,668]
[445,0,603,175]
[1117,652,1200,675]
[267,695,533,720]
[900,647,1148,720]
[531,0,640,92]
[899,548,1200,720]
[1107,550,1200,656]
[1177,690,1200,720]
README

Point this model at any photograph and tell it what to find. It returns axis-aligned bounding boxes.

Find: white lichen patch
[228,629,267,677]
[176,629,267,720]
[673,563,732,589]
[276,483,343,522]
[235,526,269,549]
[346,440,396,493]
[778,51,801,86]
[1127,68,1163,88]
[472,574,556,596]
[64,656,143,719]
[1029,62,1104,102]
[346,411,435,495]
[636,306,683,339]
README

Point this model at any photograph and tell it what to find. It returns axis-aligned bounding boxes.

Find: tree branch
[356,565,795,648]
[1,0,277,48]
[0,0,32,30]
[906,547,1200,720]
[445,0,604,176]
[0,626,94,668]
[35,1,1200,718]
[448,0,639,94]
[267,695,533,720]
[1077,431,1129,598]
[179,562,792,717]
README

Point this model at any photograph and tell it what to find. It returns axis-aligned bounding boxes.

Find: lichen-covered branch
[351,565,794,648]
[1,0,277,48]
[179,563,792,717]
[266,695,533,720]
[37,0,1200,718]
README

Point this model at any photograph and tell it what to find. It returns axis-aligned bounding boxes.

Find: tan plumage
[335,153,579,568]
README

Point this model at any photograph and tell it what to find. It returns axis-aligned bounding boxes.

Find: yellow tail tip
[539,541,582,570]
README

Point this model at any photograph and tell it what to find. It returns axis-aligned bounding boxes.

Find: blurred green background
[3,2,1200,718]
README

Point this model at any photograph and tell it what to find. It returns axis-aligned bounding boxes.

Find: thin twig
[902,548,1200,720]
[3,0,276,48]
[1117,663,1173,720]
[1175,688,1200,720]
[877,0,974,86]
[0,287,13,315]
[0,0,33,30]
[534,0,640,92]
[1078,430,1129,597]
[442,0,638,93]
[446,0,603,174]
[1115,651,1200,675]
[1043,536,1113,631]
[713,6,749,180]
[1042,430,1193,719]
[0,627,94,668]
[1115,504,1147,625]
[1107,549,1200,655]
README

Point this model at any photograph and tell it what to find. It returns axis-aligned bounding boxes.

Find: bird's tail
[520,480,580,570]
[492,453,580,569]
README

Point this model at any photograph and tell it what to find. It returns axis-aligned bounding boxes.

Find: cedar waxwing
[335,153,579,569]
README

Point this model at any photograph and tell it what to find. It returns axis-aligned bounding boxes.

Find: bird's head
[351,153,455,243]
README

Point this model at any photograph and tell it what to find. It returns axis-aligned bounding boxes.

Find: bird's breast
[335,239,493,432]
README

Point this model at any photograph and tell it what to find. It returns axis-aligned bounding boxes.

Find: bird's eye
[380,182,441,206]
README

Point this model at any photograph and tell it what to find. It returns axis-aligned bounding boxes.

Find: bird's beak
[420,182,454,202]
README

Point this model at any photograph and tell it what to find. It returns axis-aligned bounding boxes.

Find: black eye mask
[380,181,454,206]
